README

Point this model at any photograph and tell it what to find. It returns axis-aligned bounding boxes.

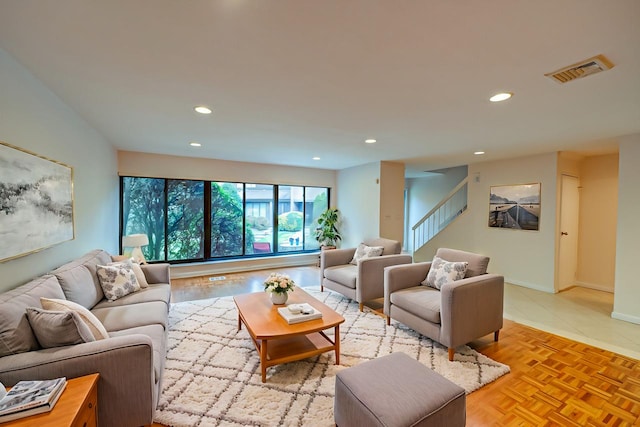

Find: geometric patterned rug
[154,287,510,427]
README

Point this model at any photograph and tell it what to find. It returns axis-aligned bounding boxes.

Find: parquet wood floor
[151,267,640,426]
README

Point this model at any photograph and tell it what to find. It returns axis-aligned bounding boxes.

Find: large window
[121,177,329,263]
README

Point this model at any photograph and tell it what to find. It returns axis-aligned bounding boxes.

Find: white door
[558,175,580,291]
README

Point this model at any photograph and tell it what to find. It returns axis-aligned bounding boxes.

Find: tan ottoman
[334,352,466,427]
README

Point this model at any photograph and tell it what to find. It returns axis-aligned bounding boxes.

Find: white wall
[416,152,558,292]
[337,162,381,248]
[118,151,337,192]
[577,154,618,292]
[613,135,640,324]
[0,49,118,291]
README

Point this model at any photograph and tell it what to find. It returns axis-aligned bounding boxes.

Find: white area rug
[154,288,510,426]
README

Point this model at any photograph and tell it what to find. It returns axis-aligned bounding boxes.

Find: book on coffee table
[277,304,323,324]
[0,377,67,422]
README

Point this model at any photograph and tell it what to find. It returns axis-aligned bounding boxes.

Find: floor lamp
[122,234,149,264]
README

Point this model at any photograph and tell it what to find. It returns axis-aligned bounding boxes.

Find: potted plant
[314,208,342,249]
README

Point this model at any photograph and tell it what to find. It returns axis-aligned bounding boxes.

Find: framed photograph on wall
[0,142,74,262]
[488,183,540,230]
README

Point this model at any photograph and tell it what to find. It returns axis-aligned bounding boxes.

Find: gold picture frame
[488,183,540,230]
[0,142,75,262]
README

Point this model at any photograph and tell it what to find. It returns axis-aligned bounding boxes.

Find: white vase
[270,292,288,305]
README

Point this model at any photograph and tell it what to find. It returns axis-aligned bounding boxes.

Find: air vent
[545,54,614,84]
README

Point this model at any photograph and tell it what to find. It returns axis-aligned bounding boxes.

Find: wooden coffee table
[233,287,345,383]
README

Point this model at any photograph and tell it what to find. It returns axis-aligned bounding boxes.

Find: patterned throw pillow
[110,256,149,288]
[350,243,385,265]
[96,262,141,301]
[422,256,468,290]
[25,307,95,348]
[40,297,110,340]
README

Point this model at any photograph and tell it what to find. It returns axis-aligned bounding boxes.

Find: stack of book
[278,303,323,324]
[0,377,67,422]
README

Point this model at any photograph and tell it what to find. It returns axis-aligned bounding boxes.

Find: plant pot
[270,292,288,305]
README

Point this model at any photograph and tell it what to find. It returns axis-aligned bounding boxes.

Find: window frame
[120,176,330,264]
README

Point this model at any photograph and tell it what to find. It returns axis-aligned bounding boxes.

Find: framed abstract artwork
[0,142,75,262]
[488,183,540,231]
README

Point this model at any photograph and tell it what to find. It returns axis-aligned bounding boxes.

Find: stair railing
[412,177,468,253]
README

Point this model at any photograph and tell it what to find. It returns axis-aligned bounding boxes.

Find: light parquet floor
[156,266,640,426]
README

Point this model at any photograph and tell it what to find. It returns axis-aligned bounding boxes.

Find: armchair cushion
[363,238,401,255]
[350,243,384,265]
[390,286,441,324]
[435,248,489,278]
[324,265,358,289]
[422,256,468,290]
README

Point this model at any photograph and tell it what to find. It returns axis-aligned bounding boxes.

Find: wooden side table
[3,373,99,427]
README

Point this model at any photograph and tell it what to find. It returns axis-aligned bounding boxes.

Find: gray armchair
[383,248,504,361]
[320,238,412,311]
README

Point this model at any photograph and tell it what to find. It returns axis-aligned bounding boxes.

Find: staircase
[412,177,468,253]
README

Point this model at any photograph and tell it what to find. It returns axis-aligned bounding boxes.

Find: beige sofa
[0,249,171,427]
[320,238,412,310]
[384,248,504,361]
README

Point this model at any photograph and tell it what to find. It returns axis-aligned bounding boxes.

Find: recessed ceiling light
[189,142,202,147]
[365,139,376,144]
[194,106,212,114]
[489,92,513,102]
[312,156,320,160]
[474,151,485,155]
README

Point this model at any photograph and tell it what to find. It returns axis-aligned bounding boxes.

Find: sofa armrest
[383,262,431,315]
[141,263,171,284]
[357,254,413,303]
[0,334,155,427]
[439,274,504,348]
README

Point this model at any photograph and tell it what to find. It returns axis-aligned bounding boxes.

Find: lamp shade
[122,234,149,248]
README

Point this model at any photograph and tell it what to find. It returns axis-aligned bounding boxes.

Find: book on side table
[0,377,67,423]
[278,303,323,324]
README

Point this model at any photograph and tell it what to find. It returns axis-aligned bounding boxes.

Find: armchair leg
[494,330,500,342]
[448,348,455,361]
[358,303,363,312]
[386,315,390,326]
[321,285,324,292]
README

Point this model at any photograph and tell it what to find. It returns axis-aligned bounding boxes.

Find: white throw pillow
[422,256,468,290]
[40,297,110,340]
[350,243,385,265]
[96,262,141,301]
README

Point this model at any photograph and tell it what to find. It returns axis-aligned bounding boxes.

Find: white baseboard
[611,311,640,325]
[505,278,555,293]
[170,253,319,279]
[575,281,614,293]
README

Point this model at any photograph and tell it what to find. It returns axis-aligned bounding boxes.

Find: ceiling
[1,1,638,177]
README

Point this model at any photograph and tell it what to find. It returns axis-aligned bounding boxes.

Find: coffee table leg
[260,340,268,383]
[238,314,242,331]
[335,324,340,365]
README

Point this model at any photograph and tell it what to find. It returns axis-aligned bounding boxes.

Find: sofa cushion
[435,248,489,278]
[92,284,171,310]
[96,263,141,301]
[91,301,169,332]
[350,243,384,265]
[390,286,442,324]
[51,249,112,308]
[26,307,95,348]
[0,275,65,357]
[423,256,468,290]
[40,297,110,340]
[323,265,358,289]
